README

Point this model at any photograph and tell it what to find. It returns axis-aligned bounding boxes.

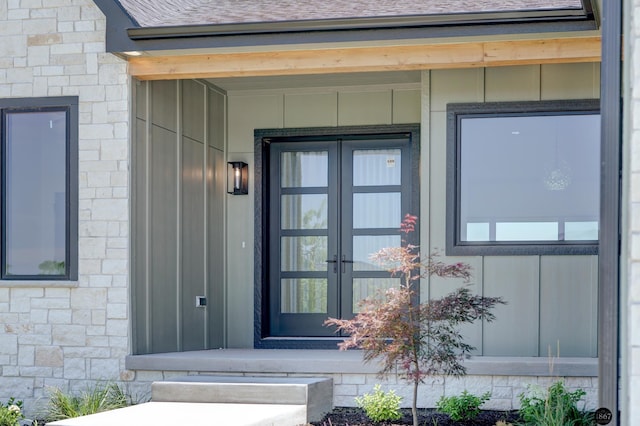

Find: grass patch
[44,382,136,422]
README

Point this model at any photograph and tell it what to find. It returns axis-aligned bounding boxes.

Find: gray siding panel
[208,89,225,150]
[430,68,484,112]
[151,80,178,131]
[539,256,598,357]
[429,259,484,355]
[228,94,283,152]
[284,92,338,127]
[428,110,448,249]
[132,79,227,354]
[182,80,205,143]
[135,79,147,120]
[149,124,179,353]
[207,147,225,348]
[392,88,421,124]
[337,90,392,125]
[181,137,207,351]
[482,256,540,356]
[132,117,149,354]
[485,65,541,102]
[540,63,600,100]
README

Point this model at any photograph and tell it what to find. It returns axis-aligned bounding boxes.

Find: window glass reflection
[353,193,400,229]
[459,113,599,243]
[353,149,401,186]
[281,236,328,271]
[565,221,598,240]
[5,110,67,276]
[495,222,558,241]
[281,278,327,313]
[353,235,401,271]
[281,151,328,187]
[353,277,401,312]
[281,194,328,230]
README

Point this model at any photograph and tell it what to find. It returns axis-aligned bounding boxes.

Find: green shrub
[436,390,491,421]
[0,398,25,426]
[45,382,134,421]
[355,384,403,423]
[518,381,593,426]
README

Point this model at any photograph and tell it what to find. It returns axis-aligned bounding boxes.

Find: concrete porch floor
[46,402,308,426]
[125,349,598,377]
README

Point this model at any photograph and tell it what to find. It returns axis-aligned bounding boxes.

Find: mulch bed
[311,407,521,426]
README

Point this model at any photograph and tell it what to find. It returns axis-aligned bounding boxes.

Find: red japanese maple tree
[325,214,504,426]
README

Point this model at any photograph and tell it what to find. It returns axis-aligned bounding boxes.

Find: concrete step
[46,401,308,426]
[151,375,333,422]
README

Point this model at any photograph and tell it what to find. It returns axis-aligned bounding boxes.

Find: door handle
[325,255,338,273]
[341,255,354,273]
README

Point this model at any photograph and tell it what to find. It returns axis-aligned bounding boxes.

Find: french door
[267,132,416,337]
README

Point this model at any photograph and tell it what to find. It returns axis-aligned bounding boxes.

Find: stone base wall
[126,371,598,412]
[332,374,598,411]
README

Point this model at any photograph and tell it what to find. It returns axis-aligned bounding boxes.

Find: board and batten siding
[225,63,599,357]
[131,78,226,354]
[427,63,600,358]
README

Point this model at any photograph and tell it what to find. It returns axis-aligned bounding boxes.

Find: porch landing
[125,349,598,377]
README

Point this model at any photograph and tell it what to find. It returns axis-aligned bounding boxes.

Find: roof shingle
[117,0,583,28]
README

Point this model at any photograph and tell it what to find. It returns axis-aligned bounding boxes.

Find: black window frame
[446,99,600,256]
[0,96,79,281]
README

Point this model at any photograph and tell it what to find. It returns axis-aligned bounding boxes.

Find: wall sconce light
[227,161,248,195]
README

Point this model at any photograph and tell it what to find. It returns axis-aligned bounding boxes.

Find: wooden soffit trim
[128,36,601,80]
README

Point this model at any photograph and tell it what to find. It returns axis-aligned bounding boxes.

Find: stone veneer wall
[127,371,598,412]
[627,0,640,424]
[0,0,130,415]
[331,374,597,411]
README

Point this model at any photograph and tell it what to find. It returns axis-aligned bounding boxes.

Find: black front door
[267,132,416,337]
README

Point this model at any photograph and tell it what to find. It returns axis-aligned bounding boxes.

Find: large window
[446,100,600,255]
[0,97,78,280]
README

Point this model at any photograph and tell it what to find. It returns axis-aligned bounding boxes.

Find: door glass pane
[281,236,327,271]
[281,194,328,229]
[353,193,401,228]
[281,151,328,187]
[353,277,401,312]
[5,110,67,276]
[353,235,401,271]
[353,149,401,186]
[281,278,327,313]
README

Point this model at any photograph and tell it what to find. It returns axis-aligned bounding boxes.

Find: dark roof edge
[96,0,598,54]
[119,21,599,53]
[95,0,138,25]
[93,0,140,52]
[127,9,590,40]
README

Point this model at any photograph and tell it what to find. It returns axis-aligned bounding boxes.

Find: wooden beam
[483,37,601,65]
[128,36,601,80]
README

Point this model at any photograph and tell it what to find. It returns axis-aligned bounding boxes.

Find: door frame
[254,124,420,349]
